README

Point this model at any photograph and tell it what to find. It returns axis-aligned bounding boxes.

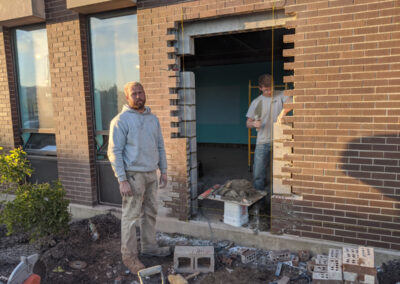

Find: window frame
[86,8,138,158]
[12,24,56,156]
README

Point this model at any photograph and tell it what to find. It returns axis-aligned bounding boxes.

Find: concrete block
[343,271,358,282]
[343,247,358,265]
[273,160,291,176]
[363,274,375,284]
[269,250,291,263]
[314,265,328,273]
[189,151,197,169]
[327,259,342,280]
[312,272,342,284]
[174,246,214,273]
[179,105,196,121]
[178,89,196,105]
[273,143,292,160]
[190,167,198,189]
[191,199,198,216]
[179,121,196,137]
[358,247,374,268]
[240,249,257,264]
[179,72,195,89]
[315,255,328,266]
[273,122,292,141]
[273,178,291,195]
[329,248,342,260]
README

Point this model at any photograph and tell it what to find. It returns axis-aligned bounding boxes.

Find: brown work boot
[122,254,145,274]
[141,246,171,257]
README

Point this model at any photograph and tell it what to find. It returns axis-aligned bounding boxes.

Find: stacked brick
[137,0,289,220]
[45,0,97,205]
[0,27,17,148]
[281,0,400,250]
[312,247,376,284]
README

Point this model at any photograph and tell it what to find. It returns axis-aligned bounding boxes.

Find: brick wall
[0,27,20,149]
[282,0,400,250]
[137,0,287,220]
[45,0,97,205]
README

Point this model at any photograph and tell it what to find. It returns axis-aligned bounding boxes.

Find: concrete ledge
[0,0,45,27]
[50,203,400,266]
[67,0,136,14]
[156,216,400,266]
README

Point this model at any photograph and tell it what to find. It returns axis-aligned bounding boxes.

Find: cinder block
[273,160,291,177]
[328,248,342,280]
[240,249,257,264]
[173,246,214,273]
[269,250,291,263]
[343,271,358,282]
[273,178,291,195]
[179,72,195,89]
[315,255,328,266]
[190,167,198,190]
[358,247,374,268]
[314,265,328,273]
[312,272,342,284]
[179,121,196,137]
[273,143,292,160]
[178,89,196,105]
[273,122,292,141]
[327,259,342,280]
[179,105,196,121]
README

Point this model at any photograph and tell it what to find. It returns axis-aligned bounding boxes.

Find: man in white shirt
[246,74,292,195]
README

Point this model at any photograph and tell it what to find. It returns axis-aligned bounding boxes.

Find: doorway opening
[185,28,294,230]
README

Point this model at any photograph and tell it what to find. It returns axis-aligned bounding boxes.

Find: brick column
[46,15,97,205]
[0,27,20,149]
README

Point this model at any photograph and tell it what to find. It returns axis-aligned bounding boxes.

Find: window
[14,25,56,155]
[89,10,139,158]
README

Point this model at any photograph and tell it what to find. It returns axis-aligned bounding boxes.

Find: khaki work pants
[121,170,158,257]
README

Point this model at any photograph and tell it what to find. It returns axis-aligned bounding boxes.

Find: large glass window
[15,26,53,130]
[14,26,56,155]
[89,10,139,156]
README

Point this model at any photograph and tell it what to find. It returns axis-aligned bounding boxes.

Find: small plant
[0,146,32,188]
[0,181,70,241]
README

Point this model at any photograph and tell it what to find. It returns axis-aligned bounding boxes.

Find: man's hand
[246,118,261,130]
[119,180,132,197]
[159,173,168,189]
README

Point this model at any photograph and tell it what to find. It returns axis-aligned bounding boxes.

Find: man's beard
[133,100,145,110]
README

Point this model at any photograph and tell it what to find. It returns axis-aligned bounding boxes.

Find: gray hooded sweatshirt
[108,105,167,182]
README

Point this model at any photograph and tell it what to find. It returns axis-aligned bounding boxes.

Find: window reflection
[90,11,139,132]
[15,26,53,129]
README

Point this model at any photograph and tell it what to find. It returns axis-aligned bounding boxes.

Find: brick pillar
[0,27,20,149]
[46,17,97,205]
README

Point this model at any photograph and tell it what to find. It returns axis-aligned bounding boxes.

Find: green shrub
[0,146,32,188]
[0,181,71,241]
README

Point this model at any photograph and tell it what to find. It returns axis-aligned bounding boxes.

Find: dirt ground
[0,214,399,284]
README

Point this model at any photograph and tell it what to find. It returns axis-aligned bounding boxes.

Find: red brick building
[0,0,399,251]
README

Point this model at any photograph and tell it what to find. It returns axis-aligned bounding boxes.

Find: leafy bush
[0,181,70,241]
[0,146,33,186]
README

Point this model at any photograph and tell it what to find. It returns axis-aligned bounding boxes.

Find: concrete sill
[66,0,136,14]
[0,0,45,27]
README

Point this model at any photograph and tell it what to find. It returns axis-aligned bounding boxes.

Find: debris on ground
[1,214,400,284]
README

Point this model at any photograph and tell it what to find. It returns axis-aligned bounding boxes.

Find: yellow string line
[269,0,276,229]
[181,7,189,222]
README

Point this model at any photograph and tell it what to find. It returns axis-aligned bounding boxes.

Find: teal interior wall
[191,61,284,144]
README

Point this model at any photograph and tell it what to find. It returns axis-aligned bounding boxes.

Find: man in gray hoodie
[108,81,169,273]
